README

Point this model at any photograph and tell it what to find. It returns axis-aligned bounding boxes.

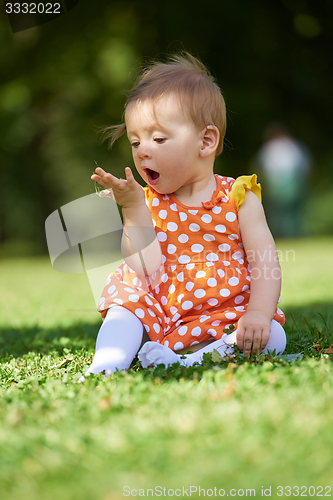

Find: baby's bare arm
[237,190,281,355]
[92,167,162,275]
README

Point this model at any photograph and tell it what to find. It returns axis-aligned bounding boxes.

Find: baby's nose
[137,144,152,160]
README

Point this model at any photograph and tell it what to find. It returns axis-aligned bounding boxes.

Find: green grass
[0,238,333,500]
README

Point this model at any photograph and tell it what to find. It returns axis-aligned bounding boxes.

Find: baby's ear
[200,125,220,158]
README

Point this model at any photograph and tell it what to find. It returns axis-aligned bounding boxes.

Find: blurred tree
[0,0,332,255]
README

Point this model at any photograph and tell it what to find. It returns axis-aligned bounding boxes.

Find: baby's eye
[131,141,140,148]
[154,138,166,143]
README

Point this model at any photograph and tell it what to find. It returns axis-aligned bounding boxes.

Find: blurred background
[1,0,333,257]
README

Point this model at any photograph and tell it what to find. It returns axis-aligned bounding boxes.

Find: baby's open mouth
[144,168,160,184]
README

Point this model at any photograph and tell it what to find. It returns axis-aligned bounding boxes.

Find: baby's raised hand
[236,310,271,356]
[91,167,145,209]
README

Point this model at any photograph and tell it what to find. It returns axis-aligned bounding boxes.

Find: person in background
[254,123,312,238]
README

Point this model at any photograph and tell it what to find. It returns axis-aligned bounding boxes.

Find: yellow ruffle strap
[230,174,262,211]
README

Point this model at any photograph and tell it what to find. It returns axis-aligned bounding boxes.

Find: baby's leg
[81,305,143,379]
[138,319,286,369]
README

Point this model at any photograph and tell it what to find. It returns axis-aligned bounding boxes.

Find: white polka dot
[207,277,217,287]
[170,203,178,211]
[108,285,116,295]
[163,195,169,200]
[207,298,219,306]
[228,233,239,240]
[128,294,140,302]
[161,296,167,306]
[167,244,177,254]
[194,304,202,310]
[179,212,187,221]
[143,324,150,332]
[235,306,245,311]
[148,308,156,317]
[191,244,204,253]
[167,222,178,232]
[161,255,166,264]
[174,341,184,351]
[242,285,250,292]
[113,298,123,305]
[232,251,243,261]
[175,320,183,327]
[201,214,212,223]
[225,312,237,319]
[178,255,191,264]
[124,287,134,293]
[161,274,169,283]
[170,265,177,271]
[178,234,189,243]
[178,325,188,336]
[186,282,194,291]
[226,212,236,222]
[196,270,206,278]
[153,323,160,333]
[135,308,145,318]
[234,295,244,304]
[98,297,105,310]
[182,300,193,310]
[157,232,167,242]
[206,261,214,267]
[186,263,195,270]
[207,328,217,337]
[172,313,181,322]
[170,306,177,315]
[133,277,142,287]
[206,252,219,262]
[177,294,184,303]
[152,197,160,206]
[110,291,118,298]
[191,326,201,337]
[194,289,206,298]
[215,224,226,233]
[199,315,210,322]
[188,209,198,215]
[212,206,221,214]
[223,261,230,266]
[218,243,231,252]
[145,296,153,306]
[190,341,200,346]
[189,223,200,232]
[211,320,221,327]
[158,210,167,219]
[228,277,239,286]
[155,303,163,313]
[169,284,176,294]
[203,234,215,242]
[177,272,184,282]
[219,288,231,297]
[217,269,225,278]
[164,340,169,347]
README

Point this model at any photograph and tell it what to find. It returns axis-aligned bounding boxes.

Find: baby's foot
[138,342,183,368]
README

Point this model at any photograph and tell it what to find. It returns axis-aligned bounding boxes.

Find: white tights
[82,306,287,378]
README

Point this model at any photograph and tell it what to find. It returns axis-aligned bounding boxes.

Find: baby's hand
[91,167,145,208]
[236,310,271,356]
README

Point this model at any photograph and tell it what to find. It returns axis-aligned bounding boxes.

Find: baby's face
[125,96,204,195]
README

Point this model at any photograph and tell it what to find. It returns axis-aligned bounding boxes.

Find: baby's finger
[251,331,262,354]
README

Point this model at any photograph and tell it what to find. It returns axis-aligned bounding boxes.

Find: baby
[83,53,286,377]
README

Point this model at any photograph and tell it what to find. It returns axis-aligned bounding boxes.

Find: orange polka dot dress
[98,174,285,351]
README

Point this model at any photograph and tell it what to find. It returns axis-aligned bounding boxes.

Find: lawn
[0,237,333,500]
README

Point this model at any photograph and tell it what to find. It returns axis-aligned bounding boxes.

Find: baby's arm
[92,166,162,275]
[237,190,281,355]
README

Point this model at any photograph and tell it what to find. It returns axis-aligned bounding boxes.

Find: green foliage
[1,245,333,499]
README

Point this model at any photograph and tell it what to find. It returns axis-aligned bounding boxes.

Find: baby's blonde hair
[101,53,227,156]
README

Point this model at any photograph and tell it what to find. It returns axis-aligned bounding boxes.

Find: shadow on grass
[0,302,332,360]
[0,321,99,359]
